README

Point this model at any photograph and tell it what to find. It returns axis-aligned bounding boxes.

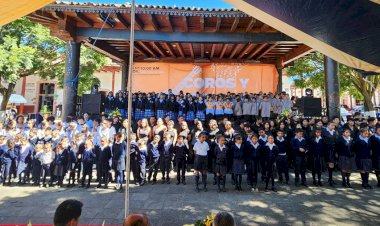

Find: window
[38,83,55,112]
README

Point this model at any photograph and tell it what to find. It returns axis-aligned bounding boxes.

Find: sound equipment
[81,94,102,115]
[296,96,322,117]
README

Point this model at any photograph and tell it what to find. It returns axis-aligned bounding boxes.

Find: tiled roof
[43,1,247,17]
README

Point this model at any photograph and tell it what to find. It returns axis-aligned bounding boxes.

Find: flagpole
[125,0,136,218]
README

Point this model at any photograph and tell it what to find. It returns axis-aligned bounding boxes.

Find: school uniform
[116,97,126,116]
[174,143,188,184]
[144,97,155,118]
[16,145,33,183]
[336,136,356,171]
[167,99,177,120]
[214,144,228,191]
[309,136,325,185]
[177,100,187,117]
[104,96,115,114]
[40,151,55,187]
[251,102,259,120]
[231,143,245,190]
[185,100,196,121]
[196,101,206,122]
[129,141,140,185]
[242,102,252,121]
[275,137,289,183]
[263,143,279,190]
[54,150,68,187]
[259,101,271,120]
[245,141,260,189]
[205,100,215,122]
[258,135,268,181]
[290,136,308,186]
[112,141,126,188]
[215,101,224,120]
[1,147,16,185]
[32,151,43,186]
[147,142,160,183]
[155,99,167,119]
[81,148,96,187]
[159,140,173,183]
[354,135,372,188]
[193,140,210,190]
[233,101,243,121]
[134,98,145,120]
[137,146,148,185]
[76,141,85,183]
[96,145,112,188]
[370,134,380,187]
[322,128,338,185]
[223,101,233,120]
[66,146,77,186]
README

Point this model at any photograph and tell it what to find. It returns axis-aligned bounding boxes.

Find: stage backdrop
[132,63,278,94]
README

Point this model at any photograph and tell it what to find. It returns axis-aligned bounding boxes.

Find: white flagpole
[125,0,136,218]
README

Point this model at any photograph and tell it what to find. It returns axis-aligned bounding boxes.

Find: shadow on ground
[0,171,380,225]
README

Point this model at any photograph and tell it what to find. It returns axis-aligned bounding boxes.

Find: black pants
[176,158,186,182]
[160,156,171,180]
[130,158,139,182]
[41,164,51,185]
[76,161,82,182]
[295,156,307,183]
[246,159,259,186]
[147,157,160,181]
[276,155,289,182]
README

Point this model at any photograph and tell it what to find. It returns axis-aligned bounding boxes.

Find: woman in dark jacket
[336,129,355,188]
[231,135,245,191]
[354,129,372,189]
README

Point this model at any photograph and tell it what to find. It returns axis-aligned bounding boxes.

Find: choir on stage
[1,90,380,193]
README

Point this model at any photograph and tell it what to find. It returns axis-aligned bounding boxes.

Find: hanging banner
[132,63,278,94]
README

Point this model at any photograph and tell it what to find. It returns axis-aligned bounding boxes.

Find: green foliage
[286,52,380,111]
[0,17,108,109]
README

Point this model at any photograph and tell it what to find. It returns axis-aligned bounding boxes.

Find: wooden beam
[133,43,149,58]
[84,40,127,62]
[116,13,129,28]
[246,18,256,32]
[237,44,255,59]
[150,42,166,57]
[280,45,313,65]
[229,44,240,59]
[201,44,205,58]
[176,43,185,58]
[210,44,216,59]
[134,14,144,30]
[231,18,240,32]
[75,12,93,26]
[183,16,188,32]
[256,44,278,59]
[247,44,267,59]
[219,44,228,59]
[189,43,194,58]
[261,24,269,32]
[166,15,173,32]
[132,56,278,64]
[77,28,297,43]
[149,14,160,31]
[138,42,158,58]
[162,42,176,57]
[50,11,64,20]
[32,11,57,23]
[200,16,205,32]
[215,17,221,32]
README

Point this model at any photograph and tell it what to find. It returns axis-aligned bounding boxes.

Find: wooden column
[324,56,340,120]
[277,68,283,93]
[62,41,81,119]
[112,68,116,93]
[121,62,128,91]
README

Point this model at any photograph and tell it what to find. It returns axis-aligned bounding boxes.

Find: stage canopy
[225,0,380,73]
[26,1,312,68]
[0,0,54,26]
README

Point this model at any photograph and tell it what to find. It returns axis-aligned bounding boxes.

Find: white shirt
[193,141,209,156]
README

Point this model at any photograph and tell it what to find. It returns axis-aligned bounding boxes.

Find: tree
[0,18,108,111]
[286,52,380,111]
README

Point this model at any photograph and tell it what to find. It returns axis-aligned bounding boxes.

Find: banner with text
[132,63,278,94]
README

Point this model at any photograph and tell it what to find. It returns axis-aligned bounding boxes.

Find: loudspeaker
[296,97,322,117]
[81,94,102,115]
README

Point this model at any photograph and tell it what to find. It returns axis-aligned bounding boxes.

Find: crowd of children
[1,91,380,194]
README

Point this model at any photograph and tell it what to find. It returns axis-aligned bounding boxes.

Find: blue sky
[75,0,233,8]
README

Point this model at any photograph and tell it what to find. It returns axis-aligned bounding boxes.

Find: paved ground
[0,171,380,225]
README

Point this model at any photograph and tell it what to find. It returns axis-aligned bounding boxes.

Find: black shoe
[166,180,170,184]
[196,187,200,192]
[301,182,308,187]
[161,180,166,184]
[329,181,334,187]
[265,187,269,192]
[217,188,222,193]
[346,182,353,188]
[222,188,227,192]
[272,186,277,192]
[318,181,323,187]
[176,181,180,185]
[295,182,299,187]
[366,184,373,189]
[332,180,337,185]
[86,184,90,189]
[203,187,208,192]
[182,181,186,185]
[152,180,156,185]
[97,184,101,188]
[285,181,289,185]
[377,182,380,188]
[104,185,108,189]
[342,182,348,188]
[313,180,317,186]
[213,180,217,185]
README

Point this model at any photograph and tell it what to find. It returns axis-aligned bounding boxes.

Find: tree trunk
[363,92,374,111]
[0,83,15,111]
